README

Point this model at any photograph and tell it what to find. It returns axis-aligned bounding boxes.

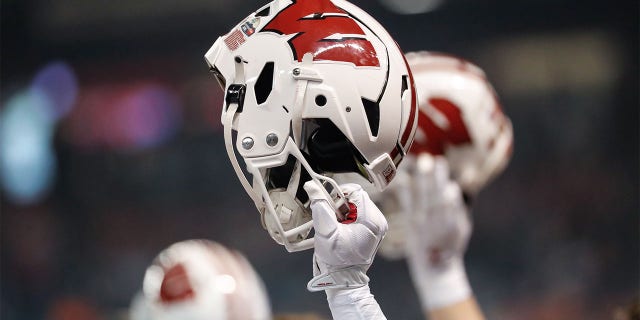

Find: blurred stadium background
[1,0,638,319]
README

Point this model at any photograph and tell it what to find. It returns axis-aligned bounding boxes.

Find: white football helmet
[204,0,418,252]
[377,52,513,260]
[130,240,271,320]
[407,51,513,195]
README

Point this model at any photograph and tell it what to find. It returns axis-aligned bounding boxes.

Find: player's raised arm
[375,51,514,319]
[406,154,484,320]
[305,180,387,320]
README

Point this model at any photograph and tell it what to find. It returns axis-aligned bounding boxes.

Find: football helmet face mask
[406,52,513,195]
[205,0,418,252]
[131,240,271,320]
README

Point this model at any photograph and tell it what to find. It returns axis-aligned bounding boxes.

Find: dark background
[1,0,638,319]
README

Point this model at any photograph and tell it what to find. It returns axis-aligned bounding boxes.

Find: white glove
[406,154,473,310]
[304,181,387,320]
[304,181,387,290]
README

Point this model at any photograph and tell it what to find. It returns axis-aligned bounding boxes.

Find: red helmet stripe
[410,98,472,155]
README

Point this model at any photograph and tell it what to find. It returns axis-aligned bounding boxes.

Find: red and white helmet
[407,51,513,195]
[204,0,418,251]
[130,240,271,320]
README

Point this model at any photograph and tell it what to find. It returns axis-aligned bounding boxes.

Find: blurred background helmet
[377,52,514,260]
[407,51,513,195]
[204,0,418,251]
[130,240,271,320]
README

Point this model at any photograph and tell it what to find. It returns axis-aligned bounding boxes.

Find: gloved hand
[405,153,473,310]
[304,181,388,291]
[304,181,388,320]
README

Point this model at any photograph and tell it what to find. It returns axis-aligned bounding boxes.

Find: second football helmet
[130,240,271,320]
[407,51,513,195]
[204,0,417,251]
[377,52,513,260]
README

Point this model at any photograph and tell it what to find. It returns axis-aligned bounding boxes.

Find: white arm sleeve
[326,286,386,320]
[408,251,472,310]
[406,154,473,310]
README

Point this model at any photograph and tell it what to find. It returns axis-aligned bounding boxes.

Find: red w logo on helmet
[261,0,380,67]
[160,263,195,304]
[411,98,472,155]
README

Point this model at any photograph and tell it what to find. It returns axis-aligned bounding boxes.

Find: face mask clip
[225,84,246,113]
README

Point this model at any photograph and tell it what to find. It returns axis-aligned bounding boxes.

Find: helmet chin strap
[223,103,264,211]
[222,56,264,210]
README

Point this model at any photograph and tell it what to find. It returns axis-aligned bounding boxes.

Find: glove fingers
[344,185,389,238]
[309,200,341,237]
[338,183,361,196]
[417,154,450,187]
[304,181,342,237]
[432,156,450,187]
[304,180,330,202]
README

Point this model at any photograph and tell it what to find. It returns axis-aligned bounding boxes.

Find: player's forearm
[409,256,472,309]
[409,257,485,320]
[427,297,485,320]
[326,285,387,320]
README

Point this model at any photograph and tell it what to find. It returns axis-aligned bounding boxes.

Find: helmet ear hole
[254,62,275,104]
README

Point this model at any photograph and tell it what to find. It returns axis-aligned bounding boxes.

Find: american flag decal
[224,29,245,51]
